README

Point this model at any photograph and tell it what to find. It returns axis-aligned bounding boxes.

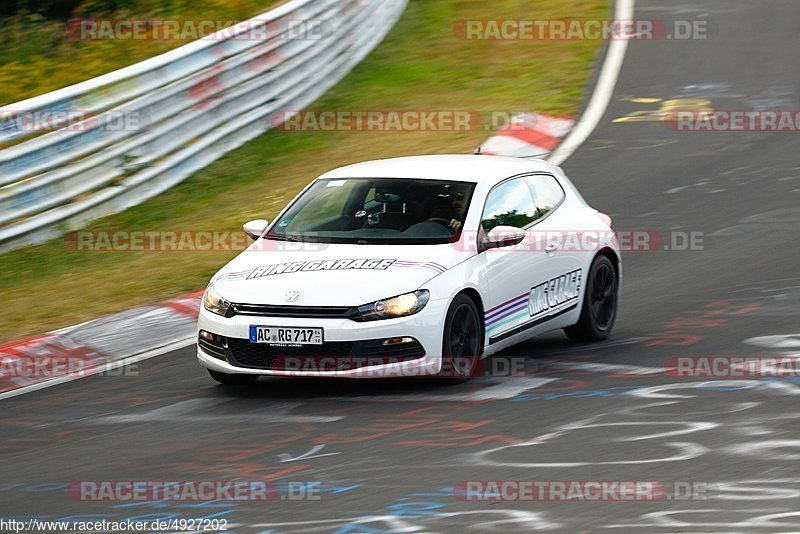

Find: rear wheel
[437,294,483,383]
[564,255,618,342]
[207,369,259,385]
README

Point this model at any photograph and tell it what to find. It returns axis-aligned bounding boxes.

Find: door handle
[545,243,560,253]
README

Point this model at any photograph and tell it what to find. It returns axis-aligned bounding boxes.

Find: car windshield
[266,178,477,244]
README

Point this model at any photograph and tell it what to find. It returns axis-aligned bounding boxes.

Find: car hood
[209,242,468,306]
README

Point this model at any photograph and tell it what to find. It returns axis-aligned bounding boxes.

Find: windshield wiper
[265,235,304,242]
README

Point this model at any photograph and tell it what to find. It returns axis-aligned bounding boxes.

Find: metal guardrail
[0,0,408,251]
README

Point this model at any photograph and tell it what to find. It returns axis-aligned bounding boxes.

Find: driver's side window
[481,177,541,233]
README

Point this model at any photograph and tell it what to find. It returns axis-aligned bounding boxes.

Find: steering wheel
[425,217,453,228]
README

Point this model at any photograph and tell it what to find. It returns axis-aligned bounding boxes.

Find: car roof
[317,155,559,184]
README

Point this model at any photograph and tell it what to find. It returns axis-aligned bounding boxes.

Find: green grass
[0,0,281,105]
[1,0,609,343]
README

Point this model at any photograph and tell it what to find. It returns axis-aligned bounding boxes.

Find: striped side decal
[391,261,447,275]
[211,269,255,284]
[485,292,529,331]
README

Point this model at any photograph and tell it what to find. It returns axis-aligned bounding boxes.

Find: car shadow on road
[206,338,577,401]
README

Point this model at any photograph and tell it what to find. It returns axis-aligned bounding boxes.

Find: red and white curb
[481,113,574,158]
[0,291,203,399]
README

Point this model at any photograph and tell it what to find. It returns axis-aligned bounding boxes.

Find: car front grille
[227,338,356,370]
[230,303,356,318]
[224,337,426,371]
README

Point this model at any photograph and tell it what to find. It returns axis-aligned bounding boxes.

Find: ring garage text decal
[246,258,396,280]
[529,269,582,318]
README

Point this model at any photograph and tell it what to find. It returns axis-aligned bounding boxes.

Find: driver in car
[448,190,467,230]
[432,187,467,232]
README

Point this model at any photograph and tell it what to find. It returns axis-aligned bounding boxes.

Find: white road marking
[91,398,344,424]
[547,0,635,165]
[318,377,557,402]
[462,377,557,400]
[547,360,668,375]
[625,380,800,399]
[745,334,800,349]
[253,510,560,532]
[277,444,341,463]
[726,440,800,460]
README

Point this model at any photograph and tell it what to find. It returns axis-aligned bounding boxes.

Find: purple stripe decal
[397,263,442,273]
[214,270,253,281]
[392,261,445,273]
[486,292,528,313]
[486,300,529,325]
[394,260,445,270]
[486,302,528,323]
[485,294,528,316]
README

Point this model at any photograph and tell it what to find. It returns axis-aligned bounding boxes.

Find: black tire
[207,369,259,385]
[437,294,483,383]
[564,255,618,342]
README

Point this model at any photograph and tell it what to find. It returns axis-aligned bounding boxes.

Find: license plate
[249,326,323,345]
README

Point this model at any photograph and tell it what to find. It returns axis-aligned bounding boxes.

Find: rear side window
[525,174,565,215]
[481,177,542,232]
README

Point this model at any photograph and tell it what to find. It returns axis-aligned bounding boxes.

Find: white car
[197,155,620,383]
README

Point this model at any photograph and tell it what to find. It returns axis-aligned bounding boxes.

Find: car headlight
[203,286,233,317]
[355,290,430,321]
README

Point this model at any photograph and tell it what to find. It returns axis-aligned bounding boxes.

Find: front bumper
[196,298,448,378]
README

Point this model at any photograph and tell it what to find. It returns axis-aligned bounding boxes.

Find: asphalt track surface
[3,1,800,532]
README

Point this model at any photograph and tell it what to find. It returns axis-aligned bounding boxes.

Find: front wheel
[437,294,483,383]
[564,255,618,342]
[207,369,259,385]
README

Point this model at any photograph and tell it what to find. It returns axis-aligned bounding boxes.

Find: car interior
[274,179,476,242]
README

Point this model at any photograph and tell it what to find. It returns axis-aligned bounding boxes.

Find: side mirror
[483,225,526,251]
[243,219,269,240]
